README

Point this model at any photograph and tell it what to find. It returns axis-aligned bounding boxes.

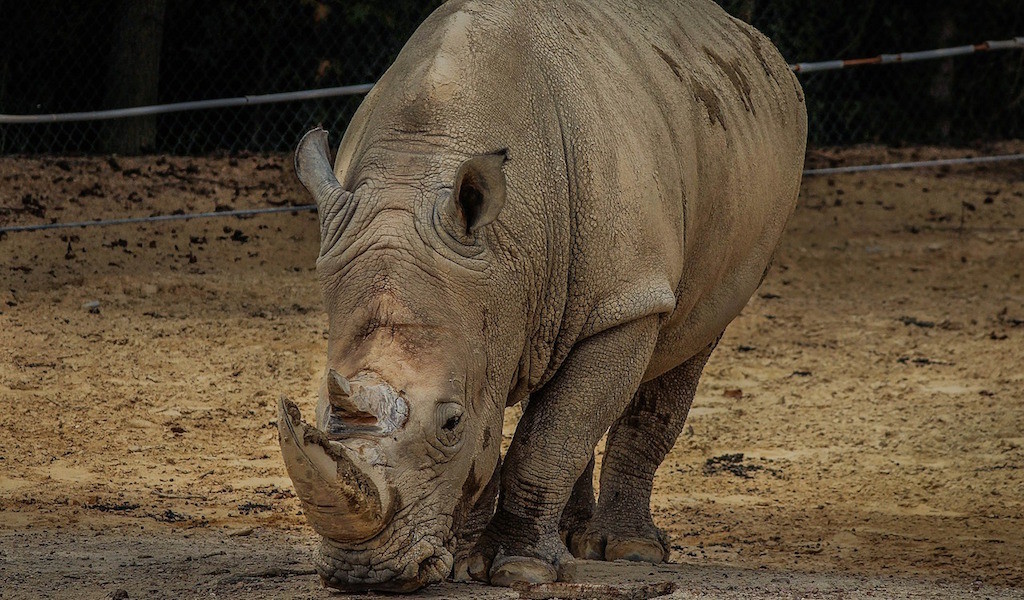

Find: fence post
[102,0,167,154]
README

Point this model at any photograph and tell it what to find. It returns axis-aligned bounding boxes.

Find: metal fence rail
[0,85,374,124]
[4,37,1021,126]
[792,37,1024,73]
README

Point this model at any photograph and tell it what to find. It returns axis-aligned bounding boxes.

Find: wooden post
[102,0,167,154]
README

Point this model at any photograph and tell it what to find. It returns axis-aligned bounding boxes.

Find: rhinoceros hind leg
[571,334,722,563]
[559,454,596,549]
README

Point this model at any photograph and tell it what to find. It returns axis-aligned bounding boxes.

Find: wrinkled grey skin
[277,0,806,592]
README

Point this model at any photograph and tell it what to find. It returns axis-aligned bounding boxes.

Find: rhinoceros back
[339,0,807,383]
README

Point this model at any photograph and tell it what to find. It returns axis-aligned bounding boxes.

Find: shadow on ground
[0,529,1014,600]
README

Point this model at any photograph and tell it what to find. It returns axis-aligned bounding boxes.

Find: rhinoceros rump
[278,0,806,592]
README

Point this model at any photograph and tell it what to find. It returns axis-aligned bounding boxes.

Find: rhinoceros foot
[467,514,575,586]
[489,555,558,587]
[570,524,670,564]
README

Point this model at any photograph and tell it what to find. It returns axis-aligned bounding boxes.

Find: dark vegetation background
[0,0,1022,154]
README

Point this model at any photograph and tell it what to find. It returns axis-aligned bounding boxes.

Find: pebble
[228,527,255,537]
[126,418,157,429]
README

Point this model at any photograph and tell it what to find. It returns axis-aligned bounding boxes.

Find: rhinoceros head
[277,128,514,591]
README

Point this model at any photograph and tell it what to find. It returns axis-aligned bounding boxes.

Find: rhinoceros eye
[436,402,465,448]
[442,414,461,431]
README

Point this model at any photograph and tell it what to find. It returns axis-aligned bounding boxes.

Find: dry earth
[1,143,1023,599]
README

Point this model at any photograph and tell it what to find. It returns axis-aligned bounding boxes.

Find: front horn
[294,127,352,251]
[277,397,394,542]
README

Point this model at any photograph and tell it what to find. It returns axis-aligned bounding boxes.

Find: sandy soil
[1,143,1023,599]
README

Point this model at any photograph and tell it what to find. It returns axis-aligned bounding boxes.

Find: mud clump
[703,453,768,479]
[155,509,191,523]
[237,502,272,515]
[85,501,140,513]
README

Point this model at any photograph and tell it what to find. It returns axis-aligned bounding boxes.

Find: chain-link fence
[1,0,1022,155]
[727,0,1024,147]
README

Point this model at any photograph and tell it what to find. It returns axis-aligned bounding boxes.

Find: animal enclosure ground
[1,144,1023,599]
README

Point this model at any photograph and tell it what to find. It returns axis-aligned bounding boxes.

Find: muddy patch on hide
[451,464,480,529]
[656,43,727,130]
[482,425,493,450]
[704,48,755,115]
[462,464,482,500]
[690,78,726,129]
[736,25,776,81]
[653,44,684,82]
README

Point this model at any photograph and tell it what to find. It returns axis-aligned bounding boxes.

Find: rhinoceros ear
[295,127,352,251]
[446,150,508,235]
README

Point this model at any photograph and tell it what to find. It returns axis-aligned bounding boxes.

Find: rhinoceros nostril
[327,405,380,437]
[331,405,379,427]
[326,372,410,437]
[326,370,383,435]
[328,386,379,425]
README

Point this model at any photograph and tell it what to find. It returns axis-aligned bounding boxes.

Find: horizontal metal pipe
[802,153,1024,176]
[1,38,1021,123]
[0,205,316,234]
[0,84,374,124]
[792,36,1023,73]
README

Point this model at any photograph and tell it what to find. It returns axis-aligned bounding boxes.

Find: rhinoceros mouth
[315,533,454,592]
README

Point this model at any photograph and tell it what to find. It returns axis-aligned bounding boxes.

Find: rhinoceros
[276,0,805,592]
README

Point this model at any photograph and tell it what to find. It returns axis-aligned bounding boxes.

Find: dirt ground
[1,143,1023,599]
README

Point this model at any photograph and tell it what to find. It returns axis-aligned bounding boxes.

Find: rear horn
[295,127,352,252]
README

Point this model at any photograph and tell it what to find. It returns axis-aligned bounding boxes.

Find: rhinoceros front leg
[572,335,720,563]
[468,316,661,586]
